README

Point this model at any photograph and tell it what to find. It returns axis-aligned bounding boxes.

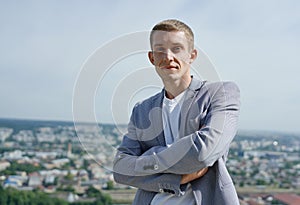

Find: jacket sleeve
[113,107,185,196]
[114,82,240,177]
[134,82,241,174]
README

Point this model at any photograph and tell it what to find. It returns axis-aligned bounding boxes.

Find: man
[113,19,240,205]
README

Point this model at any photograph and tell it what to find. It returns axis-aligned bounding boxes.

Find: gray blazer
[113,77,240,205]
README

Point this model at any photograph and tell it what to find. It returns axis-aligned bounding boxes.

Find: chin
[163,74,181,81]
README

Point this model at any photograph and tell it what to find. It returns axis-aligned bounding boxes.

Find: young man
[113,19,240,205]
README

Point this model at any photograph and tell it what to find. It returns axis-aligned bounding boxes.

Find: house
[0,160,10,171]
[273,194,300,205]
[28,175,43,187]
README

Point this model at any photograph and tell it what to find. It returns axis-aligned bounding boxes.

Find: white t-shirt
[151,90,196,205]
[162,90,185,146]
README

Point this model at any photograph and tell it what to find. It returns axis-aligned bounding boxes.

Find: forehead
[151,31,189,47]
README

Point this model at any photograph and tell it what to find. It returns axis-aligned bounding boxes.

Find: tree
[86,186,101,197]
[0,186,68,205]
[0,161,42,176]
[83,186,112,205]
[106,181,114,190]
[64,171,74,181]
[256,179,267,186]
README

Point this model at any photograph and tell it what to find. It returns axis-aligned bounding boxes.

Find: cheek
[176,54,191,64]
[153,53,163,63]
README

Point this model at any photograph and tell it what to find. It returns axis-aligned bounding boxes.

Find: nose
[164,49,174,62]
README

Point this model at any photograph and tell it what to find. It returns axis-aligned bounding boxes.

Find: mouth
[161,65,178,70]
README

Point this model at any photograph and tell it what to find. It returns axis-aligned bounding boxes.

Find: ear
[148,51,155,65]
[189,49,197,64]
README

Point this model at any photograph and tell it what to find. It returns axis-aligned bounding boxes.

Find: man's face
[148,31,197,83]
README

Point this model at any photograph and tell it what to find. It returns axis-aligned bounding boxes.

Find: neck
[164,76,192,99]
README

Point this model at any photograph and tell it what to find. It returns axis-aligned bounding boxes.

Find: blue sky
[0,0,299,133]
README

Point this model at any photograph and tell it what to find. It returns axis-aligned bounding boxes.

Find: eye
[156,47,165,52]
[172,46,181,53]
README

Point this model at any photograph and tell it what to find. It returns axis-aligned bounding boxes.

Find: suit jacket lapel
[151,90,166,146]
[151,78,205,143]
[179,78,206,138]
[179,88,196,137]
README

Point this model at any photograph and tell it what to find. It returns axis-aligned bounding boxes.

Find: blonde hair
[150,19,194,50]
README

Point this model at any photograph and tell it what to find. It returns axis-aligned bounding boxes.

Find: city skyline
[0,119,300,204]
[0,1,300,133]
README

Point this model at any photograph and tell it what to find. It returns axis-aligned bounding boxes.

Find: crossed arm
[113,82,240,194]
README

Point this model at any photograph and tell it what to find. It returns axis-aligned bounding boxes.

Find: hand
[180,167,208,184]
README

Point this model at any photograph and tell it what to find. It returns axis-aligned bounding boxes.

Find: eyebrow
[153,43,184,47]
[153,44,164,47]
[172,43,184,47]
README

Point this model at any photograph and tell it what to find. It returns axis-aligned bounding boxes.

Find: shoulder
[134,91,162,107]
[130,91,163,129]
[132,91,163,113]
[195,81,240,108]
[204,81,239,91]
[201,81,240,97]
[189,77,239,94]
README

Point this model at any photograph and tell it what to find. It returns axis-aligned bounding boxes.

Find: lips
[162,65,178,69]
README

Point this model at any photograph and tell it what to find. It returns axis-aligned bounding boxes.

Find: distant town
[0,118,300,205]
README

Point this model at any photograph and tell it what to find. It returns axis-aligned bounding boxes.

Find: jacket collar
[160,76,205,100]
[154,77,205,143]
